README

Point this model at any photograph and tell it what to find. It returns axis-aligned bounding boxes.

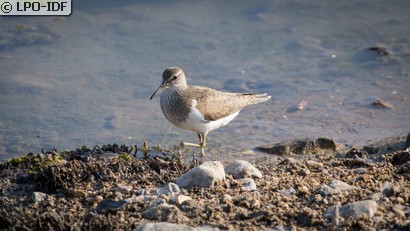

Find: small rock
[141,203,188,222]
[353,168,368,174]
[134,222,219,231]
[392,150,410,166]
[31,192,47,203]
[368,46,390,56]
[316,138,337,150]
[256,138,337,155]
[114,186,133,194]
[305,160,323,169]
[365,192,382,201]
[114,191,123,200]
[238,178,257,191]
[71,189,87,198]
[318,180,359,196]
[270,226,287,231]
[137,189,146,195]
[239,198,261,209]
[93,199,126,214]
[282,157,302,165]
[124,194,155,204]
[224,160,262,179]
[392,205,406,218]
[371,98,393,109]
[124,194,139,204]
[380,182,395,197]
[296,99,308,111]
[156,182,181,197]
[94,195,104,203]
[171,195,192,206]
[346,147,369,158]
[407,132,410,147]
[220,194,232,204]
[279,187,296,196]
[324,200,378,220]
[298,185,309,194]
[396,197,405,204]
[151,198,167,207]
[176,161,225,189]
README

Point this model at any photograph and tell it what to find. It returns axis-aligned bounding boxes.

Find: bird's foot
[180,141,207,161]
[180,141,201,148]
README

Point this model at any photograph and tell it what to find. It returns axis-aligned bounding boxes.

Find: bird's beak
[150,83,166,100]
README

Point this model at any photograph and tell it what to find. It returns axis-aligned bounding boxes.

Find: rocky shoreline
[0,134,409,230]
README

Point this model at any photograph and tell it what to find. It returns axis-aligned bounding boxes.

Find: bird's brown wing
[184,86,269,122]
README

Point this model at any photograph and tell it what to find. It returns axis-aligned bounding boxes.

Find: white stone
[224,160,262,179]
[324,200,378,220]
[238,178,257,191]
[141,203,188,222]
[156,182,181,197]
[318,180,359,196]
[176,161,225,189]
[171,195,192,205]
[31,192,47,203]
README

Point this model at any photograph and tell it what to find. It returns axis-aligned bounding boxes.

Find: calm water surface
[1,0,409,162]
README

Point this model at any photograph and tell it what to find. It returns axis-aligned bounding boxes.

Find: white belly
[180,108,240,135]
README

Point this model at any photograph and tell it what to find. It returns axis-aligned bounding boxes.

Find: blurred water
[1,0,409,162]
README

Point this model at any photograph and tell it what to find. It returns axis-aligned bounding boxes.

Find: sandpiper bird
[150,67,271,158]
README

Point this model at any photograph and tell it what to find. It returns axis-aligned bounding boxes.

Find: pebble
[407,132,410,147]
[256,138,337,155]
[365,192,382,201]
[220,194,232,204]
[392,205,406,218]
[380,182,395,197]
[71,189,87,198]
[305,160,323,168]
[123,194,138,204]
[124,194,155,204]
[31,192,47,203]
[156,182,181,197]
[113,186,133,194]
[353,167,368,174]
[238,178,257,191]
[239,198,261,209]
[371,98,393,109]
[392,150,410,165]
[396,197,405,204]
[134,222,219,231]
[93,199,126,214]
[176,161,225,189]
[151,198,167,207]
[269,226,287,231]
[171,195,192,206]
[141,203,188,222]
[224,160,262,179]
[317,180,359,196]
[324,200,378,220]
[278,187,296,196]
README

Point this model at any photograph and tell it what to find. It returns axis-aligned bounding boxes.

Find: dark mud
[0,135,409,230]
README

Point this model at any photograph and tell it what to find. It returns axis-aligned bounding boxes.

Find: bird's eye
[172,75,177,80]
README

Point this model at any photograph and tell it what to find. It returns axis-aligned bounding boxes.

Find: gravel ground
[0,135,409,230]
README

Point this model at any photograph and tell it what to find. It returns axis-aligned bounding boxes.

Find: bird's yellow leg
[180,133,207,159]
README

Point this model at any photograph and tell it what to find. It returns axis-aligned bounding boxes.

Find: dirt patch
[0,136,409,230]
